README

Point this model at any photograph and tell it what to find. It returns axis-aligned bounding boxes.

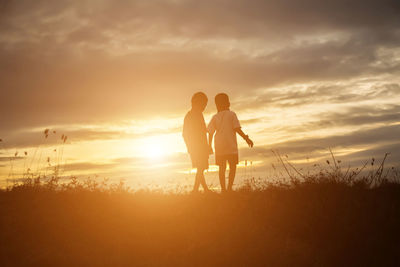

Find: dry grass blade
[329,147,338,169]
[272,149,295,180]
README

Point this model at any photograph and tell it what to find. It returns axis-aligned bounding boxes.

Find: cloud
[276,124,400,154]
[0,124,182,149]
[0,156,24,162]
[272,104,400,133]
[1,0,400,177]
[2,44,399,134]
[58,161,115,172]
[235,83,400,112]
[3,0,399,41]
[112,153,189,168]
[240,124,400,162]
[342,142,400,165]
[1,0,399,131]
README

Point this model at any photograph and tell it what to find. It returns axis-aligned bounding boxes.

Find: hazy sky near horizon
[1,0,400,186]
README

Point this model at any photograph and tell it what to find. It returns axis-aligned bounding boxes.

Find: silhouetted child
[183,92,211,193]
[208,93,253,192]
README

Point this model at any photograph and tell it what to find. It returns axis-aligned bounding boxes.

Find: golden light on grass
[179,160,263,174]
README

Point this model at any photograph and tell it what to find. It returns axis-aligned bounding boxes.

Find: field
[1,155,400,266]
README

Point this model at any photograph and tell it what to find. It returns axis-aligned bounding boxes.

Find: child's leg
[192,169,201,192]
[227,162,237,191]
[219,161,227,192]
[197,167,210,192]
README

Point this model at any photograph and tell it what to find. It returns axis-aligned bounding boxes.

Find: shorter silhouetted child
[183,92,211,193]
[208,93,253,192]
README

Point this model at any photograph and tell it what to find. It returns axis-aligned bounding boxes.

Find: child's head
[191,92,208,111]
[215,93,230,112]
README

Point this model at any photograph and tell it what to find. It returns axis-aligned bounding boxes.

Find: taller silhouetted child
[183,92,211,193]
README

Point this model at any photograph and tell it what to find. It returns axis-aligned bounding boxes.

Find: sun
[139,135,171,160]
[129,133,185,162]
[145,142,165,159]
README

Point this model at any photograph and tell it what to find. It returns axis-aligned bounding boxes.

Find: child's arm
[207,116,216,154]
[182,115,193,151]
[208,132,214,154]
[235,128,254,147]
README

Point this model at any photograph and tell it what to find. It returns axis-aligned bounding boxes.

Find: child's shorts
[215,153,239,166]
[190,152,209,170]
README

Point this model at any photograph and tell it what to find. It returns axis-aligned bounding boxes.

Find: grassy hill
[1,159,400,266]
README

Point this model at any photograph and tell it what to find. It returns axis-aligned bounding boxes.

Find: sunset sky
[1,0,400,187]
